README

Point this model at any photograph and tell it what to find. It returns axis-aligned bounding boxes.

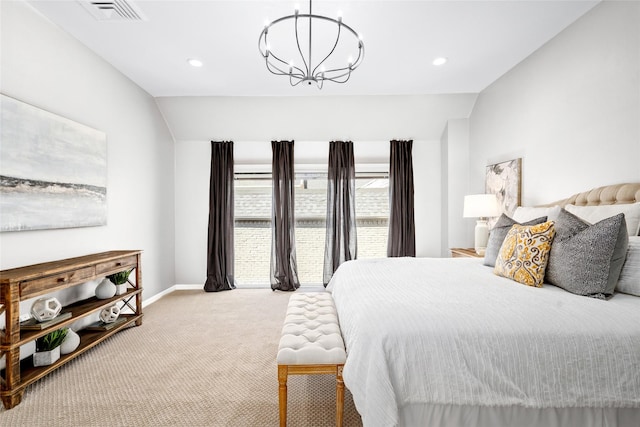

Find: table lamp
[463,194,501,255]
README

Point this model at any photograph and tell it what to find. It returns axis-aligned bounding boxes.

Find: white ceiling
[27,0,600,97]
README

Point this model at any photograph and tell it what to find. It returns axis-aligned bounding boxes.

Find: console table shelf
[0,250,143,409]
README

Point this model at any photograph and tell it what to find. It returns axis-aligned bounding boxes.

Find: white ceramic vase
[60,328,81,355]
[95,278,116,299]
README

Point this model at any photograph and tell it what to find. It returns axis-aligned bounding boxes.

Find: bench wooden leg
[336,365,344,427]
[278,365,288,427]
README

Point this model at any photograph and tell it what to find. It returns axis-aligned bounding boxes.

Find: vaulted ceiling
[28,0,599,97]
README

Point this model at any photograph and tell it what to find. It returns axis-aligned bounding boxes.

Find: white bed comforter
[327,257,640,427]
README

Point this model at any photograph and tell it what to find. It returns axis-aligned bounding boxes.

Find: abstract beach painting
[1,95,107,231]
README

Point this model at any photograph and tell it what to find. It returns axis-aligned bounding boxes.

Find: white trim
[142,284,330,308]
[142,284,201,308]
[174,284,203,290]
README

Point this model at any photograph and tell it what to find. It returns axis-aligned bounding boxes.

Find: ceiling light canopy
[187,58,203,67]
[258,0,364,89]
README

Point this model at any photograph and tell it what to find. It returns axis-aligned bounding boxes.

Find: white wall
[441,119,474,254]
[175,136,441,284]
[469,0,640,205]
[156,95,477,142]
[0,2,175,301]
[160,85,477,280]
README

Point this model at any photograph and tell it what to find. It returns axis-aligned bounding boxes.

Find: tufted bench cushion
[277,292,346,427]
[277,292,346,365]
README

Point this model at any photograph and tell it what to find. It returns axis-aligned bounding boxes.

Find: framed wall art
[485,158,521,227]
[0,94,107,232]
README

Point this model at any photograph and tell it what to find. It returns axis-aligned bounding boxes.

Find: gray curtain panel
[387,139,416,257]
[271,140,300,291]
[323,141,357,286]
[204,141,236,292]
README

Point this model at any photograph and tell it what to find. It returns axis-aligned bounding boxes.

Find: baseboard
[174,284,203,290]
[143,283,328,308]
[142,284,201,308]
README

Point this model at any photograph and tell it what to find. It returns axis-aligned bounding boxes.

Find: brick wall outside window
[234,176,388,287]
[235,218,388,286]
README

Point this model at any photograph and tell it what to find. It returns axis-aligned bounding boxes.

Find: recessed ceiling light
[187,58,203,67]
[433,57,448,66]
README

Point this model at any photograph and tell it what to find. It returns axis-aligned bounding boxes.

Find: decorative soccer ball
[99,305,121,324]
[30,297,62,322]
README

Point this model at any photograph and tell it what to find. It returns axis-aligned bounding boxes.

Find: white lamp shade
[463,194,501,218]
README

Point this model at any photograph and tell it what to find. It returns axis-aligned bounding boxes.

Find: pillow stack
[486,203,637,299]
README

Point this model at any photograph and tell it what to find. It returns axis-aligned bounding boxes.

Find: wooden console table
[0,250,143,409]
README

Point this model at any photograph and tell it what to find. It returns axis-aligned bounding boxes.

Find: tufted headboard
[546,183,640,207]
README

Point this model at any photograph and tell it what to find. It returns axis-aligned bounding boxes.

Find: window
[234,171,388,287]
[234,173,272,287]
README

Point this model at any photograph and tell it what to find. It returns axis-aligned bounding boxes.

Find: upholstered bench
[277,292,347,427]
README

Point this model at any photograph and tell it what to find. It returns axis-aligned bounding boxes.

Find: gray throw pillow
[545,209,628,299]
[483,214,548,267]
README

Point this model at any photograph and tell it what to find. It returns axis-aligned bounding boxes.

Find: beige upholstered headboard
[546,183,640,207]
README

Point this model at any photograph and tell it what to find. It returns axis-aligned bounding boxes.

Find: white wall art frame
[0,94,107,232]
[485,158,522,228]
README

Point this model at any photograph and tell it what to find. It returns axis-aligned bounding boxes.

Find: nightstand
[450,248,483,258]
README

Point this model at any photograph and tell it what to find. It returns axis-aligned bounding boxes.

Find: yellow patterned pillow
[494,221,556,287]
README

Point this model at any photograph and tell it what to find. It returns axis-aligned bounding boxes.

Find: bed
[327,183,640,427]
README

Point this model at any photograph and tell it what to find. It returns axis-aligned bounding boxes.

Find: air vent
[80,0,147,21]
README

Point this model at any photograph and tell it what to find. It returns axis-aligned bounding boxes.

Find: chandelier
[258,0,365,88]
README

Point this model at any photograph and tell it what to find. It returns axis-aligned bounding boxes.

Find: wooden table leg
[336,365,344,427]
[1,390,24,410]
[278,365,288,427]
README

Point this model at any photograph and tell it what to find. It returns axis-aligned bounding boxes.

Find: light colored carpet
[0,289,363,426]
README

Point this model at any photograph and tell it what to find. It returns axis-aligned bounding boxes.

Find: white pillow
[512,205,561,223]
[617,236,640,296]
[565,203,640,237]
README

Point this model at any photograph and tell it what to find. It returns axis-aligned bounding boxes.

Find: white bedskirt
[327,257,640,427]
[400,404,640,427]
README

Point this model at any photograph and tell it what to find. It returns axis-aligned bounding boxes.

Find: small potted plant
[107,269,133,295]
[34,328,68,367]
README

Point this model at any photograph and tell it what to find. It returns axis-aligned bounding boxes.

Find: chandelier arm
[266,62,305,83]
[265,61,288,77]
[308,0,312,78]
[327,68,352,82]
[294,13,310,75]
[268,50,292,68]
[318,43,363,80]
[323,73,352,84]
[265,56,294,77]
[258,29,268,57]
[266,57,306,80]
[312,22,342,76]
[318,65,351,75]
[290,74,305,86]
[351,44,365,69]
